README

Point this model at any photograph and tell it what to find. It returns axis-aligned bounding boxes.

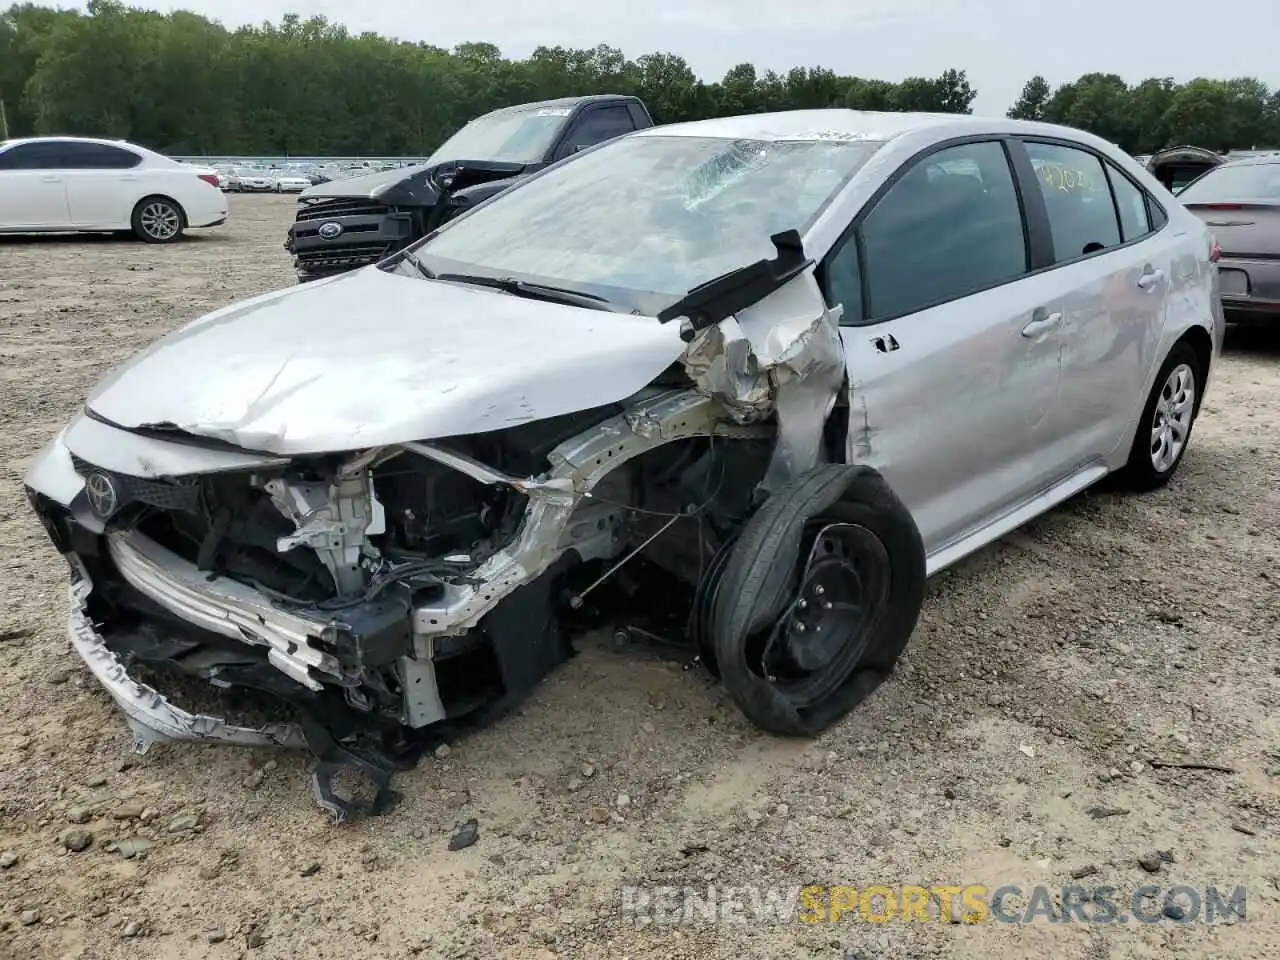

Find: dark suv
[284,94,655,282]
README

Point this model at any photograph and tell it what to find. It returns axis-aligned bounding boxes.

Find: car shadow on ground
[0,231,226,246]
[1223,323,1280,357]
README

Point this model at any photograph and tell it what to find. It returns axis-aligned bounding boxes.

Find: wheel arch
[132,193,188,228]
[1174,323,1212,415]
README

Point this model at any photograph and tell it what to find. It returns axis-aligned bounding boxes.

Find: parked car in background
[25,110,1221,818]
[1178,154,1280,324]
[235,169,278,193]
[284,94,655,281]
[272,173,312,193]
[0,136,226,242]
[1147,145,1223,193]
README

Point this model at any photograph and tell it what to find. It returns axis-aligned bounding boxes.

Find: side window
[562,106,635,154]
[59,142,142,169]
[1024,141,1121,262]
[0,142,65,170]
[1105,163,1153,241]
[1147,199,1168,230]
[829,140,1027,322]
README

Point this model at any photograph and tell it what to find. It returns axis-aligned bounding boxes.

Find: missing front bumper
[66,570,306,754]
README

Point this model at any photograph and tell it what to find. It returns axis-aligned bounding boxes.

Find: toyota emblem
[318,221,343,240]
[85,471,120,520]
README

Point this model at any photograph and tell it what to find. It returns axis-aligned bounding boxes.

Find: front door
[822,139,1059,557]
[0,142,71,229]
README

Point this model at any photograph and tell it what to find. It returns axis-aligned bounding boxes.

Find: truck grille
[295,198,393,222]
[295,242,395,275]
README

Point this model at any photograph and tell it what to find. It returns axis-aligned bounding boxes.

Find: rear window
[1178,162,1280,201]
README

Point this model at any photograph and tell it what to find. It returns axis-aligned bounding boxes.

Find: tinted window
[564,106,636,153]
[1176,161,1280,201]
[1025,141,1121,262]
[58,142,142,169]
[847,140,1027,321]
[1148,199,1168,230]
[0,142,65,170]
[1106,164,1152,241]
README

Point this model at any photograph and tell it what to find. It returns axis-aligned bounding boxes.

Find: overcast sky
[85,0,1280,114]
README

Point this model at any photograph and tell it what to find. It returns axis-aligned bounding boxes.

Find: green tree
[1008,75,1050,120]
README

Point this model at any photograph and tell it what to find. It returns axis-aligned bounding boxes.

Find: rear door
[60,141,144,228]
[822,138,1060,557]
[1012,139,1170,465]
[0,142,71,229]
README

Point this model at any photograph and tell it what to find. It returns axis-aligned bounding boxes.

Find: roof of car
[489,94,638,116]
[630,109,1106,146]
[0,135,150,151]
[1220,152,1280,166]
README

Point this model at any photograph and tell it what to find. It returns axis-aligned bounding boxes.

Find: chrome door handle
[1137,267,1165,290]
[1021,311,1063,338]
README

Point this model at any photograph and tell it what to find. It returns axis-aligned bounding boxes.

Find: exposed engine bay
[37,388,782,819]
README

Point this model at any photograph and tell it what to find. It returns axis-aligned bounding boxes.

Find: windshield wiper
[433,272,631,313]
[656,229,811,340]
[398,249,436,280]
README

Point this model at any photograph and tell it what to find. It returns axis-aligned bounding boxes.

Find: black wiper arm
[434,273,630,313]
[656,229,812,340]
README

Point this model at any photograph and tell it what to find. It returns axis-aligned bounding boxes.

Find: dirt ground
[0,193,1278,960]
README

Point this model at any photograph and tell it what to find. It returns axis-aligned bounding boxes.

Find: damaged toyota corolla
[25,110,1223,820]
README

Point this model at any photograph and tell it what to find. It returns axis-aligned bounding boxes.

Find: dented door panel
[840,278,1063,557]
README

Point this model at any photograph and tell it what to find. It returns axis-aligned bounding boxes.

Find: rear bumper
[1223,296,1280,321]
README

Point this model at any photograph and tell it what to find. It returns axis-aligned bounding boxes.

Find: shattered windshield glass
[413,134,883,312]
[424,107,569,166]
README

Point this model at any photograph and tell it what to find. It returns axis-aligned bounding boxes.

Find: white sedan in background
[272,173,312,193]
[0,136,227,243]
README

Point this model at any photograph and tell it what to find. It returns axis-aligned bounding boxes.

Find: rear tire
[709,465,925,737]
[1116,342,1202,491]
[131,197,184,244]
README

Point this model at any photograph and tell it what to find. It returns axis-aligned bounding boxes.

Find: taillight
[1204,203,1243,210]
[1209,236,1222,263]
[197,173,219,188]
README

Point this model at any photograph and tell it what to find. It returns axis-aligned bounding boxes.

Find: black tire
[1116,341,1202,492]
[710,464,925,737]
[131,196,185,244]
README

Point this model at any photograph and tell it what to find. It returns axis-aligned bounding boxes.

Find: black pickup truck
[284,94,655,281]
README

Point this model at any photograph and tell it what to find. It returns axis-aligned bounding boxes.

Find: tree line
[1,1,1277,157]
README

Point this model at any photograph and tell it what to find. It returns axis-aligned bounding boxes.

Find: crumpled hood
[86,267,689,456]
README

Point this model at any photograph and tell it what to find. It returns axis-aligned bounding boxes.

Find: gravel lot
[1,194,1278,960]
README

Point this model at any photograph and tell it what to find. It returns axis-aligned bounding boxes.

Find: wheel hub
[784,554,860,671]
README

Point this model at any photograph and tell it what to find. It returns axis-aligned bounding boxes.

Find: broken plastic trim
[657,229,813,341]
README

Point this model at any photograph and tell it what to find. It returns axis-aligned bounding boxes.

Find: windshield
[424,107,571,166]
[412,133,882,313]
[1177,162,1280,201]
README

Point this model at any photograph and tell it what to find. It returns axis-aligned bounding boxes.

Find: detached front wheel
[709,465,926,736]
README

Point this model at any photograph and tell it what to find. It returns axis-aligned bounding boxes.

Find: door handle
[40,175,61,183]
[1137,267,1165,290]
[1021,310,1063,338]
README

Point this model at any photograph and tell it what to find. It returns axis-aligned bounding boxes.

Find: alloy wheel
[1150,362,1196,473]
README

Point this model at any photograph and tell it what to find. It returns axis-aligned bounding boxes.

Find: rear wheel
[1117,342,1202,491]
[708,465,925,736]
[131,197,184,243]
